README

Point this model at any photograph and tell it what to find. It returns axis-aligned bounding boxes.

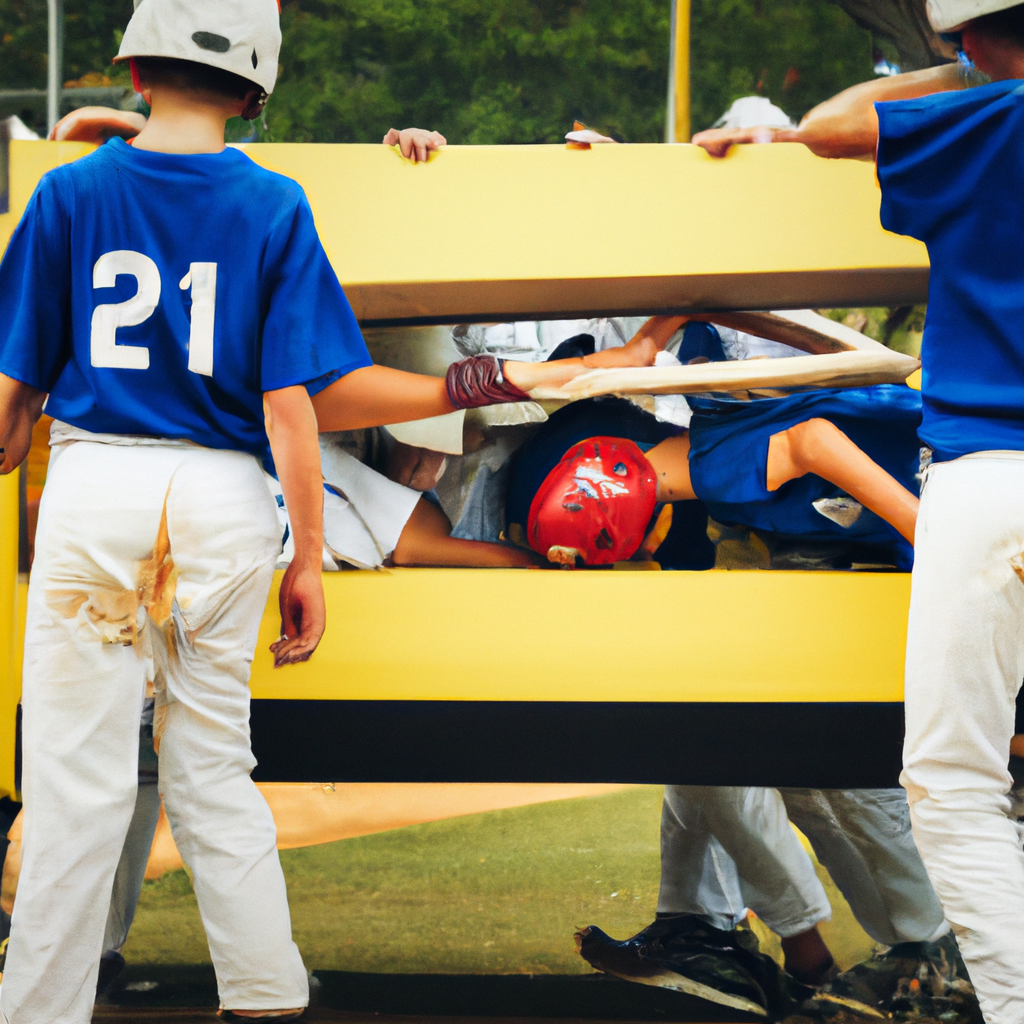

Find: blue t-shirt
[0,138,371,469]
[687,385,922,567]
[877,81,1024,459]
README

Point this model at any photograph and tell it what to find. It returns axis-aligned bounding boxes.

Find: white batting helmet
[927,0,1024,32]
[115,0,281,96]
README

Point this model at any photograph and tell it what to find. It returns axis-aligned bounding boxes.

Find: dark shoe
[217,1012,305,1023]
[574,915,810,1018]
[96,949,126,997]
[792,931,981,1024]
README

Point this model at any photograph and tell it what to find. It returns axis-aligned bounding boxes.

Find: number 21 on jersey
[90,249,217,376]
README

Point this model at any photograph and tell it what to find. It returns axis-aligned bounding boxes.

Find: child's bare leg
[767,418,919,544]
[391,498,541,567]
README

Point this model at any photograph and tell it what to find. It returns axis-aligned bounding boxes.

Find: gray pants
[102,780,161,954]
[657,786,946,946]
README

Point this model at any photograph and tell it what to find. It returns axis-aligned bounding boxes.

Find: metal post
[665,0,690,144]
[47,0,64,136]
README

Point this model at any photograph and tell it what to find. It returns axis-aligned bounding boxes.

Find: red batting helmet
[527,437,659,567]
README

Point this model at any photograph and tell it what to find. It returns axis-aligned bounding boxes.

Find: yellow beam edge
[3,141,928,322]
[0,469,20,797]
[250,568,909,704]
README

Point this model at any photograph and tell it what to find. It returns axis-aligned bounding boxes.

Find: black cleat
[96,949,126,997]
[575,915,810,1018]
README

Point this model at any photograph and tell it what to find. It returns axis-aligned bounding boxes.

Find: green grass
[124,787,876,974]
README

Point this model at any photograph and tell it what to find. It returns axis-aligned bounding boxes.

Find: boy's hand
[691,125,795,158]
[271,559,326,667]
[383,127,447,162]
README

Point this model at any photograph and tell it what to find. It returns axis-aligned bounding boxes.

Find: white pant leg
[780,789,946,946]
[902,455,1024,1024]
[153,448,307,1012]
[658,786,748,930]
[659,786,830,938]
[103,781,161,954]
[1,442,176,1024]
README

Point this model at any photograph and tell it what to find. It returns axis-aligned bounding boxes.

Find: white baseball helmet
[115,0,281,96]
[927,0,1024,31]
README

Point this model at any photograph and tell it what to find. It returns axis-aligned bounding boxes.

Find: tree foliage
[271,0,670,144]
[3,0,877,143]
[690,0,874,132]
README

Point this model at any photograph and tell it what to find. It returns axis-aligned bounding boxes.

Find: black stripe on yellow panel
[249,700,903,788]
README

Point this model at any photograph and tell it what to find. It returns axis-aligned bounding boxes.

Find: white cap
[926,0,1024,31]
[115,0,281,96]
[712,96,795,131]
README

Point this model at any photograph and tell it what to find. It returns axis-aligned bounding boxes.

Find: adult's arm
[0,374,46,475]
[310,316,685,432]
[692,63,965,159]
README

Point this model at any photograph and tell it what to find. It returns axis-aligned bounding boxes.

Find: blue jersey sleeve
[876,81,1024,242]
[260,190,371,395]
[0,172,72,390]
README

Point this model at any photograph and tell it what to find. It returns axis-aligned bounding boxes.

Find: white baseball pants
[1,436,308,1024]
[658,785,831,938]
[903,453,1024,1024]
[658,785,946,945]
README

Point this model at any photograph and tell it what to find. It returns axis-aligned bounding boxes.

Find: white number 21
[89,250,217,377]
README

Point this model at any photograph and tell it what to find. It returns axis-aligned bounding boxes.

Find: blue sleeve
[0,172,72,390]
[260,190,372,395]
[876,82,1020,242]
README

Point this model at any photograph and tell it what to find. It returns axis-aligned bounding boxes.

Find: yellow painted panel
[248,142,925,282]
[0,471,21,797]
[0,141,94,252]
[250,568,909,703]
[4,141,928,322]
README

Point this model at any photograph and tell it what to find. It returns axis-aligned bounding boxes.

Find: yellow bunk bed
[0,138,929,798]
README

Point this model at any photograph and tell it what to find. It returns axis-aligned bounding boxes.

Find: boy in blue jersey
[0,5,674,1019]
[0,3,338,1021]
[692,10,1024,1020]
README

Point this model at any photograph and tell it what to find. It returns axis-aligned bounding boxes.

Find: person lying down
[270,315,686,571]
[315,315,922,574]
[498,318,922,571]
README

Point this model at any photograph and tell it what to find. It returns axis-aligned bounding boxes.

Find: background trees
[0,0,924,143]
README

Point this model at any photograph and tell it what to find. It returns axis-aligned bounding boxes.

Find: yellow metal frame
[0,140,926,797]
[0,470,19,797]
[248,568,908,704]
[2,140,929,326]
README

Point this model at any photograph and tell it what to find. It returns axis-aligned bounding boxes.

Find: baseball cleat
[788,931,981,1024]
[574,915,810,1018]
[217,1011,305,1022]
[95,949,126,997]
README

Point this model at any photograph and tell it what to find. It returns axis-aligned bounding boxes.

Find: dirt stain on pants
[45,489,179,647]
